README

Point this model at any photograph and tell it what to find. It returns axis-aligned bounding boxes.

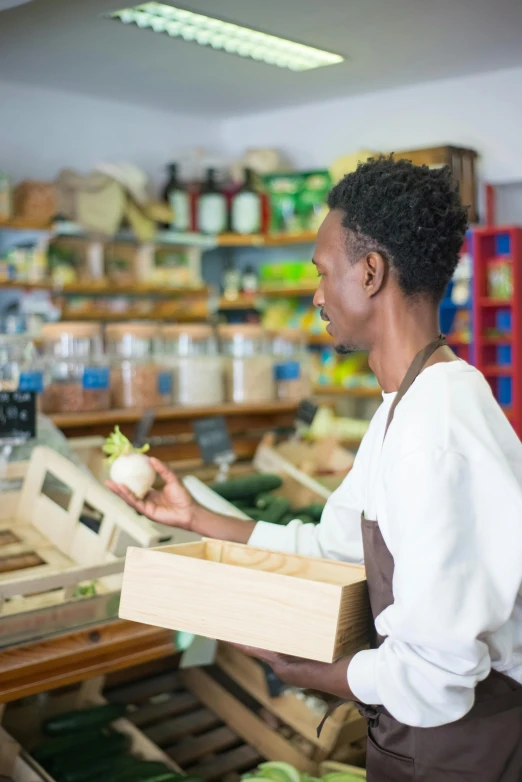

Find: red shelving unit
[472,225,522,437]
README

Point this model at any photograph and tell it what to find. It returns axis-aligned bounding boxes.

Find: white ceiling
[1,0,522,117]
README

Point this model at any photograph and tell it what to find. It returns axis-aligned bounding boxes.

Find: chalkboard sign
[193,416,235,465]
[0,391,36,442]
[133,409,156,448]
[295,399,318,428]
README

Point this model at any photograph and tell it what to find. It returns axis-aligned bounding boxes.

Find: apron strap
[383,334,447,441]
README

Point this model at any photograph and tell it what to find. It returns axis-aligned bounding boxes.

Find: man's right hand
[107,457,195,530]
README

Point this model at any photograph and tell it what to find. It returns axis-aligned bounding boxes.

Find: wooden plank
[145,708,220,746]
[0,620,176,702]
[128,692,199,728]
[181,668,317,775]
[168,725,239,767]
[106,671,181,704]
[216,644,352,753]
[120,541,368,663]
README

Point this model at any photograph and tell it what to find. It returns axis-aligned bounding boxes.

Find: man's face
[312,209,372,353]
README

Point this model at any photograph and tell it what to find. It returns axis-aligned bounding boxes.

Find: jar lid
[106,322,159,339]
[217,323,265,339]
[42,322,102,338]
[162,323,213,339]
[275,360,301,381]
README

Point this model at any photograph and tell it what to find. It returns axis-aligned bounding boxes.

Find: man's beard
[334,342,359,355]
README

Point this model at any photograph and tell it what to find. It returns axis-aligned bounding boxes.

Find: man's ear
[363,251,388,297]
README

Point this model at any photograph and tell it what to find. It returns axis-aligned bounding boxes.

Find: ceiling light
[106,2,344,71]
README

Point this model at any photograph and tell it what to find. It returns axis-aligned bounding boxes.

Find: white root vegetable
[103,425,155,498]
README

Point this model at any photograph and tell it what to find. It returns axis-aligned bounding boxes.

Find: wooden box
[0,446,161,646]
[119,539,370,663]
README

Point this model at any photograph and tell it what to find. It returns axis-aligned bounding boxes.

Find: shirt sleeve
[348,446,522,727]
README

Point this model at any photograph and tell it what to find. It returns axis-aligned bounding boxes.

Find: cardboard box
[119,539,370,663]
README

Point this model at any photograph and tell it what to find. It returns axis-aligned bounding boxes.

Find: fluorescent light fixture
[106,2,344,71]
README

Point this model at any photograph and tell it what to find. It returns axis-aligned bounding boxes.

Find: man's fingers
[106,481,146,514]
[149,457,179,485]
[229,643,280,664]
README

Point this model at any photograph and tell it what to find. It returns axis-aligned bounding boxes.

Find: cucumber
[32,729,107,763]
[107,760,174,782]
[294,514,316,525]
[262,496,290,524]
[58,754,138,782]
[49,732,131,775]
[43,703,127,735]
[209,474,282,501]
[240,507,266,521]
[255,492,276,510]
[293,502,325,522]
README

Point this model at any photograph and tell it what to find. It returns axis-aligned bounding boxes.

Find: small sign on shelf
[0,391,36,443]
[193,415,235,481]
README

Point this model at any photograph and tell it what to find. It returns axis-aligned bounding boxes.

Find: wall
[220,66,522,185]
[0,79,214,184]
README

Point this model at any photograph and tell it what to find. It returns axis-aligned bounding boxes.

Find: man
[110,157,522,781]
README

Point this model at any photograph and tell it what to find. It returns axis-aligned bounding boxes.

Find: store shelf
[218,295,262,310]
[482,365,513,376]
[1,279,208,296]
[478,297,513,307]
[0,620,176,702]
[51,400,299,429]
[480,335,513,345]
[313,384,382,398]
[260,285,317,297]
[217,231,316,247]
[60,308,208,322]
[0,217,53,231]
[307,333,332,345]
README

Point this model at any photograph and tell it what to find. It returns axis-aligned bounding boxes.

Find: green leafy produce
[103,426,155,499]
[210,474,282,501]
[103,426,150,466]
[43,704,127,735]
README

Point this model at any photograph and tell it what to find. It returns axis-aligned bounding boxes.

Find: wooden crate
[2,676,183,780]
[119,539,370,663]
[0,446,161,647]
[105,666,266,781]
[215,644,366,760]
[0,726,51,782]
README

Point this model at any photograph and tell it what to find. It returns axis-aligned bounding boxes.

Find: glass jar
[271,328,313,401]
[40,323,110,413]
[107,323,172,409]
[161,324,224,407]
[218,324,274,403]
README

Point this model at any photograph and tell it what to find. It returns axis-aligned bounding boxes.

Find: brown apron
[329,337,522,781]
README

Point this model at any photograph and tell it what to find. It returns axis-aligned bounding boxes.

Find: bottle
[231,168,262,235]
[242,265,258,296]
[222,259,242,302]
[197,168,227,234]
[163,163,190,232]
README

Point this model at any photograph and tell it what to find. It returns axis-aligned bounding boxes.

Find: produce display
[103,426,154,498]
[31,704,199,782]
[210,473,325,525]
[241,760,364,781]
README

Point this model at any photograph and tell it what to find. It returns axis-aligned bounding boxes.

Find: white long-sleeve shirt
[249,361,522,728]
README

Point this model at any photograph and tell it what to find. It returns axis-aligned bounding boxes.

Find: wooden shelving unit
[314,385,381,398]
[1,280,208,296]
[472,225,522,436]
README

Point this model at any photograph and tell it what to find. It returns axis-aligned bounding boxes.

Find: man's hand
[233,644,354,700]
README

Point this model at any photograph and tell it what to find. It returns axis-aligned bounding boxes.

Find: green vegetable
[239,508,266,522]
[43,704,127,735]
[261,496,290,524]
[294,514,316,525]
[49,732,131,775]
[293,503,325,522]
[57,754,138,782]
[256,762,300,782]
[209,474,282,501]
[32,730,107,762]
[103,426,150,466]
[103,760,175,782]
[255,492,277,510]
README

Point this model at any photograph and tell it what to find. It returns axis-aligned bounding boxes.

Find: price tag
[193,416,235,466]
[295,399,318,428]
[133,409,156,449]
[0,391,36,442]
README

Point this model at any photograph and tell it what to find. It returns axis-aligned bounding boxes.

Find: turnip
[103,426,155,499]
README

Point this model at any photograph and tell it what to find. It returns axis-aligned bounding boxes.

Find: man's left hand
[231,644,354,700]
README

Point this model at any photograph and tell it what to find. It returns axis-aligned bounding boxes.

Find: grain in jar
[160,324,224,407]
[106,323,172,409]
[218,324,274,404]
[40,323,110,413]
[271,328,313,401]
